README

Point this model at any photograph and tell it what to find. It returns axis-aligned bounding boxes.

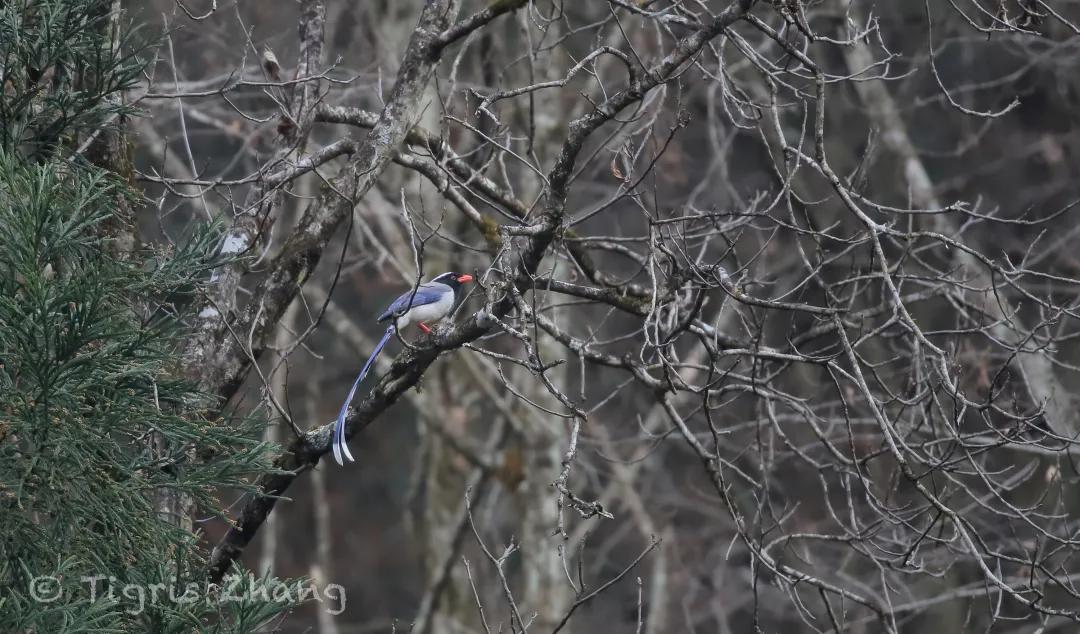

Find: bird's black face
[431,271,474,291]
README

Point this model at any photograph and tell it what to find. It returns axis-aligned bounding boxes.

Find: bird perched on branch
[332,271,474,465]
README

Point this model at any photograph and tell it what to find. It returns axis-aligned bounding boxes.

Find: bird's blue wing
[377,283,449,321]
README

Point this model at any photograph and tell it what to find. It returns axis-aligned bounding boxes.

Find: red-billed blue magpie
[332,271,474,465]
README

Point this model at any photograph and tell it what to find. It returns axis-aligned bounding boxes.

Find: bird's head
[431,271,474,290]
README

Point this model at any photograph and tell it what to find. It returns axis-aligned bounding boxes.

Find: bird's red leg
[418,322,432,334]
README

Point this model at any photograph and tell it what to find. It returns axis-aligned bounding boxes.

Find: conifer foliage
[0,1,293,630]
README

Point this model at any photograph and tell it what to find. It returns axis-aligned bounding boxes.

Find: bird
[332,271,474,466]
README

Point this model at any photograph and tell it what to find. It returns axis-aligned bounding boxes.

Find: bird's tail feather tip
[332,423,343,466]
[332,411,356,466]
[332,414,346,466]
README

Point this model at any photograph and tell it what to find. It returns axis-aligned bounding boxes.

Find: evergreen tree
[0,1,295,630]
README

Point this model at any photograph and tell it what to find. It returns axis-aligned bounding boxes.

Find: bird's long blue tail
[333,325,395,466]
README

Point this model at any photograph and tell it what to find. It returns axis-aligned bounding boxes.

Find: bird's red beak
[457,274,474,283]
